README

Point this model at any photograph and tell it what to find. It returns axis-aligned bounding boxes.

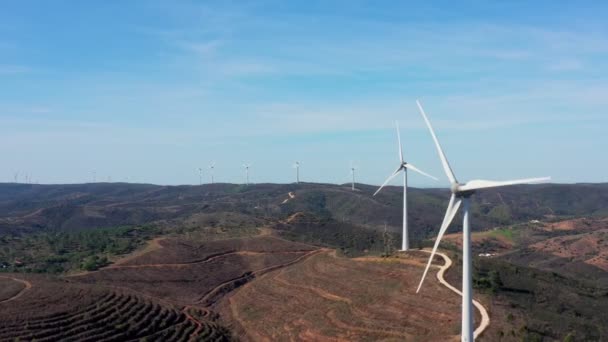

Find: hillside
[442,216,608,341]
[2,182,607,238]
[1,182,608,341]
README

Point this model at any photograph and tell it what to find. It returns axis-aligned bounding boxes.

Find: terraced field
[0,234,476,341]
[218,250,462,341]
[0,276,230,341]
[72,236,319,306]
[0,235,319,341]
[114,235,316,266]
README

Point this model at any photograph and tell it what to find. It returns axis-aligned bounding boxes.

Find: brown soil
[530,228,608,271]
[218,250,462,341]
[443,230,514,253]
[0,276,31,303]
[71,235,320,306]
[0,275,208,341]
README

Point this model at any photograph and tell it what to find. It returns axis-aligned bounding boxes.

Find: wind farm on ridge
[2,2,607,341]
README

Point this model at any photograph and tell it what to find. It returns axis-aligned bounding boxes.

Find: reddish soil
[530,228,608,271]
[443,230,514,253]
[218,250,462,341]
[72,235,319,306]
[0,275,209,341]
[541,218,598,232]
[0,276,30,303]
[1,234,317,341]
[116,235,315,266]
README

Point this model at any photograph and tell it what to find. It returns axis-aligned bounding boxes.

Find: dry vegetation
[217,250,462,341]
[73,236,319,306]
[531,228,608,271]
[0,275,224,341]
[2,182,608,341]
[0,235,320,341]
[0,276,27,303]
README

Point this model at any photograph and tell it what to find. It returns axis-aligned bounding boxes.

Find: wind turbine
[243,164,251,185]
[209,162,215,184]
[374,121,437,251]
[415,100,550,342]
[198,167,203,186]
[293,161,300,184]
[350,162,357,191]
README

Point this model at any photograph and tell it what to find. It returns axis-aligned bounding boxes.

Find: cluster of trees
[473,269,503,294]
[0,225,158,273]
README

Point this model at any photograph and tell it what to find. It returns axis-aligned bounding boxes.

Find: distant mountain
[1,182,607,240]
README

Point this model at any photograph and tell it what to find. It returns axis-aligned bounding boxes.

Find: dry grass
[220,250,461,341]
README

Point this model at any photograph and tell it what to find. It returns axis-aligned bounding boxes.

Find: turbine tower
[293,161,300,184]
[415,100,550,342]
[209,162,215,184]
[374,121,437,251]
[350,162,357,191]
[198,167,203,186]
[243,164,251,185]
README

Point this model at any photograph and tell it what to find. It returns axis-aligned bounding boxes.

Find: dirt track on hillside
[420,250,490,339]
[221,249,464,341]
[0,276,32,304]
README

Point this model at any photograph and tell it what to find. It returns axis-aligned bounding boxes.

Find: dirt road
[421,250,490,339]
[0,276,32,304]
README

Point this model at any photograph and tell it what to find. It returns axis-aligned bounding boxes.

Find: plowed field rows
[220,251,462,341]
[0,276,231,341]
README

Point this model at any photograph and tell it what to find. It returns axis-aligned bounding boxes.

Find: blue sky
[1,1,606,186]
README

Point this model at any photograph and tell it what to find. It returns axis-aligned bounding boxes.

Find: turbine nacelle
[451,183,475,197]
[415,99,550,341]
[373,122,437,197]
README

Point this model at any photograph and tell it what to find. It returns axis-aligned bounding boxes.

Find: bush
[81,255,109,271]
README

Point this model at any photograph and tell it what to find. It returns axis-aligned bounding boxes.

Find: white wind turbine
[209,162,215,184]
[243,163,251,185]
[415,100,550,342]
[374,121,437,251]
[293,161,300,184]
[350,162,357,191]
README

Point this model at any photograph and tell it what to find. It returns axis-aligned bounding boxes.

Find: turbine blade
[459,177,551,192]
[373,167,402,196]
[404,163,438,181]
[396,121,404,163]
[416,194,462,293]
[416,100,457,184]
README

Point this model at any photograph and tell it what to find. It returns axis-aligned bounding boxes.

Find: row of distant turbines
[195,161,360,190]
[372,100,550,342]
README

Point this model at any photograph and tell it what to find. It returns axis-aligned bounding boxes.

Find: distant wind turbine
[243,164,251,185]
[350,162,357,191]
[415,100,550,342]
[209,162,215,184]
[374,121,437,251]
[293,161,300,184]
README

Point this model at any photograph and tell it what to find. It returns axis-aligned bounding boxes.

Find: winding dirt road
[0,276,32,304]
[421,250,490,339]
